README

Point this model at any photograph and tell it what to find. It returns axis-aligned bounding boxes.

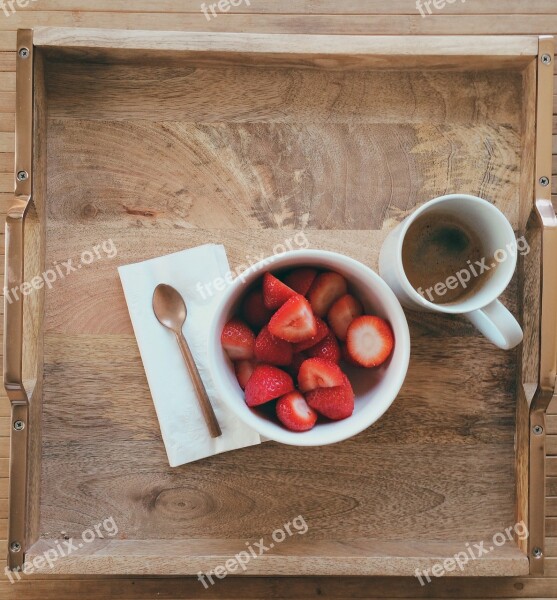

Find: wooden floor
[1,1,557,598]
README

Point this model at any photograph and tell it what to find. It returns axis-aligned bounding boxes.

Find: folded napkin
[118,244,262,467]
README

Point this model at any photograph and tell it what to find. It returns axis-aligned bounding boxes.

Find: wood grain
[0,1,557,598]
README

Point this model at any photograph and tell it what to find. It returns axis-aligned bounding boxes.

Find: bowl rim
[207,249,411,446]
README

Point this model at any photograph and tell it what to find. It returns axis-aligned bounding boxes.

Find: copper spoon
[152,283,222,438]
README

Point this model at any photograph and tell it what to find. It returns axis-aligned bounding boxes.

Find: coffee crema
[401,211,494,304]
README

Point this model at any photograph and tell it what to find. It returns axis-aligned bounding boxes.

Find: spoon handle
[175,331,222,439]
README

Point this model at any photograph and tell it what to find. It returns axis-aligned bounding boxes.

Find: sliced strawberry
[234,359,256,390]
[287,352,308,378]
[307,272,348,317]
[283,268,318,297]
[221,319,255,360]
[306,376,354,421]
[254,326,293,366]
[276,391,318,432]
[263,273,297,310]
[245,365,294,407]
[298,358,345,392]
[242,289,273,330]
[293,317,329,352]
[268,294,317,343]
[327,294,364,341]
[307,332,341,363]
[346,315,394,368]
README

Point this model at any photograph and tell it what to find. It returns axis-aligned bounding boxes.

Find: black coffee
[402,212,492,304]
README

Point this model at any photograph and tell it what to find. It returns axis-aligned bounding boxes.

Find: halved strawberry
[242,289,273,330]
[268,294,317,343]
[328,294,364,341]
[307,332,341,363]
[293,317,329,352]
[346,315,394,368]
[306,375,354,421]
[284,268,318,297]
[245,365,294,407]
[254,326,293,366]
[263,273,297,310]
[234,359,256,390]
[276,391,318,432]
[221,319,255,360]
[307,272,348,317]
[298,358,345,392]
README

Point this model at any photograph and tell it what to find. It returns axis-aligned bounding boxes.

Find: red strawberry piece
[293,317,329,352]
[327,294,364,341]
[288,352,308,377]
[306,376,354,421]
[245,365,294,407]
[276,391,318,432]
[283,268,318,297]
[221,319,255,360]
[263,272,297,310]
[307,271,348,317]
[254,326,293,366]
[341,343,361,367]
[346,316,394,368]
[307,332,341,363]
[242,289,273,330]
[268,294,317,343]
[298,358,345,392]
[234,360,256,390]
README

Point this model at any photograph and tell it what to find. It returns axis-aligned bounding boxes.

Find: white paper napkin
[118,244,262,467]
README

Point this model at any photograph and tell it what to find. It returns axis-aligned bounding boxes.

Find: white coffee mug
[379,194,523,350]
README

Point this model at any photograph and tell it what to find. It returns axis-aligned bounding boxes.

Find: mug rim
[394,194,518,315]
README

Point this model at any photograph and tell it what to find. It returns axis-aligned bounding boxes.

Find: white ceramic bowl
[208,250,411,446]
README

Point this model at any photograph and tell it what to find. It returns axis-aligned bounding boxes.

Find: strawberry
[307,332,341,363]
[327,294,364,341]
[341,343,361,367]
[284,268,318,297]
[221,319,255,360]
[234,359,256,390]
[254,326,293,366]
[242,289,273,330]
[268,294,317,343]
[346,315,394,368]
[263,273,297,310]
[276,391,318,432]
[298,358,345,392]
[307,272,348,317]
[306,375,354,421]
[288,352,308,377]
[245,365,294,407]
[293,317,329,352]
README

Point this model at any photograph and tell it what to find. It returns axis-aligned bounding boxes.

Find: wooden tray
[4,28,557,578]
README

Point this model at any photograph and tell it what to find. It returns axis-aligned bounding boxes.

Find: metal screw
[13,420,25,431]
[17,170,28,182]
[533,547,543,559]
[533,425,544,435]
[539,176,550,187]
[541,53,552,65]
[18,47,29,59]
[10,542,21,553]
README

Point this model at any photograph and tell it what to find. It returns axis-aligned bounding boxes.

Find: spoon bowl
[153,283,187,332]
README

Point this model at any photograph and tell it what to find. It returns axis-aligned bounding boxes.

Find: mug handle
[464,300,523,350]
